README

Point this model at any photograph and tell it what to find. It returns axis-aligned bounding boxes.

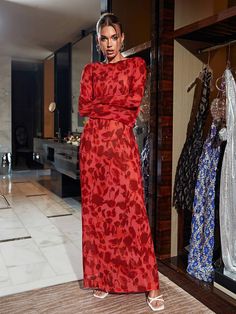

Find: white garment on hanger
[220,68,236,280]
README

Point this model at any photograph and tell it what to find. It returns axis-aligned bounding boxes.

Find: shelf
[123,41,151,57]
[174,6,236,60]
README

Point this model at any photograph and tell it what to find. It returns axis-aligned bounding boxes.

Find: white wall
[0,56,11,153]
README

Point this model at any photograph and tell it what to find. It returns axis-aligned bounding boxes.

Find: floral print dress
[187,123,220,282]
[78,57,159,293]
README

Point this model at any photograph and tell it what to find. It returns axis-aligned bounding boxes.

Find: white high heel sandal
[147,294,165,311]
[93,290,109,299]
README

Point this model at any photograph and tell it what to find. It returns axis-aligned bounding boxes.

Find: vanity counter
[33,138,80,197]
[34,138,79,179]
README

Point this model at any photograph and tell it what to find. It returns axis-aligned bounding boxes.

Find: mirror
[49,102,56,112]
[71,34,93,132]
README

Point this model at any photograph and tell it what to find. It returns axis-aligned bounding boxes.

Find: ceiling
[0,0,100,61]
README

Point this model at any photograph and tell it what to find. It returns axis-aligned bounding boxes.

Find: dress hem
[82,280,159,293]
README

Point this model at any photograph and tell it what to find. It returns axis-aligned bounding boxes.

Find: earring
[96,44,101,53]
[120,41,125,52]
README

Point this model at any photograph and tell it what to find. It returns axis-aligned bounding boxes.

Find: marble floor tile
[62,227,82,249]
[40,241,83,277]
[63,197,81,209]
[0,252,11,288]
[8,262,56,285]
[1,180,21,195]
[0,209,29,241]
[29,195,70,217]
[0,239,46,267]
[73,210,82,221]
[42,191,65,203]
[15,182,45,196]
[31,179,50,191]
[4,194,27,206]
[0,195,10,209]
[0,170,84,296]
[63,198,82,215]
[50,215,82,232]
[26,224,68,248]
[14,204,51,228]
[50,216,82,250]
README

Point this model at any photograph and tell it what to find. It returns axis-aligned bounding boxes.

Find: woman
[79,13,164,312]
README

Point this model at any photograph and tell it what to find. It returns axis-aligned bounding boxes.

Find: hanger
[199,51,213,80]
[215,76,225,94]
[215,41,236,92]
[187,51,213,93]
[226,43,231,69]
[205,50,211,71]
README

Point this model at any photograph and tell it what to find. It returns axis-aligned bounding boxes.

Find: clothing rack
[198,38,236,54]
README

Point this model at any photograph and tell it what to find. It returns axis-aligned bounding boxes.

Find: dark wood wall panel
[44,58,54,138]
[112,0,151,50]
[104,0,174,259]
[152,0,174,259]
[54,43,72,138]
[148,0,159,245]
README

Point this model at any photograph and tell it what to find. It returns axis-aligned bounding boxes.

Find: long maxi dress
[187,122,220,282]
[173,68,212,213]
[220,69,236,280]
[78,57,159,293]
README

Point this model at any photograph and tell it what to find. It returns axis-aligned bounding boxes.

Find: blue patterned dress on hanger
[187,123,220,282]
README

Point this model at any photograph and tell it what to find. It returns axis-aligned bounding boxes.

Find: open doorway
[11,61,43,170]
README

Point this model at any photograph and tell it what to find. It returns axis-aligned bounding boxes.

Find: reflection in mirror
[72,34,93,132]
[49,102,56,112]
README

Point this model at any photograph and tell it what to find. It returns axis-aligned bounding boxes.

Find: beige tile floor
[0,170,83,297]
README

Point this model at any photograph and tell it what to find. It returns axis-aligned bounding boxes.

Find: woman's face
[97,25,124,61]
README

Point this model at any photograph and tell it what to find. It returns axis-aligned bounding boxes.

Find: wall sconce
[49,102,61,141]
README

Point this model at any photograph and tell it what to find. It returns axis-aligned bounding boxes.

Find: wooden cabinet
[174,6,236,253]
[174,6,236,299]
[174,6,236,62]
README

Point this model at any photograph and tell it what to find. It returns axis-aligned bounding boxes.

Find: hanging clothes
[141,134,150,209]
[220,68,236,280]
[213,141,226,267]
[211,92,227,268]
[187,122,221,282]
[139,69,151,210]
[173,67,212,212]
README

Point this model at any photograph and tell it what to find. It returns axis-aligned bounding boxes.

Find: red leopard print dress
[78,57,159,293]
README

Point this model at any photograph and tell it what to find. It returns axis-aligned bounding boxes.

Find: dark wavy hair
[96,13,123,35]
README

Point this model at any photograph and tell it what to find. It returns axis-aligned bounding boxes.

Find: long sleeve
[92,58,147,110]
[78,57,147,126]
[78,64,93,117]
